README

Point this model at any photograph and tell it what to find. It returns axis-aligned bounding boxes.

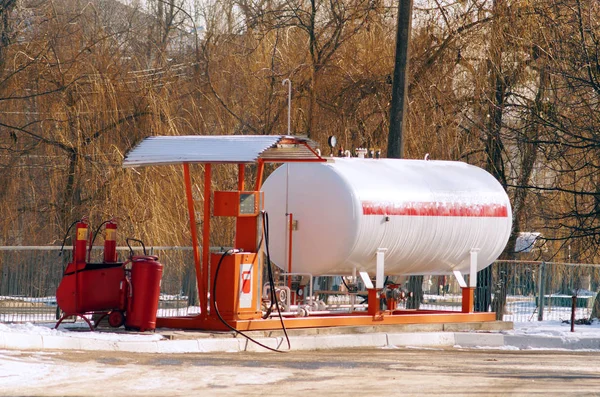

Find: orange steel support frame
[461,287,475,313]
[287,213,293,290]
[238,164,245,191]
[183,164,204,320]
[254,160,264,191]
[158,310,497,331]
[202,164,212,321]
[156,151,499,331]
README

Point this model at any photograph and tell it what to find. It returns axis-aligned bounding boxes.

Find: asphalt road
[1,347,599,396]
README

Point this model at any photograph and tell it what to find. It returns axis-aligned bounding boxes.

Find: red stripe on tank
[361,201,508,217]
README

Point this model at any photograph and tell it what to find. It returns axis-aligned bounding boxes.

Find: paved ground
[2,347,600,396]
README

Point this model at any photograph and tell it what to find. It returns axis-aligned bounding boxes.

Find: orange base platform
[156,310,497,332]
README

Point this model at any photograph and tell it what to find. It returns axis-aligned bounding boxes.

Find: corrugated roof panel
[260,145,320,160]
[123,135,320,167]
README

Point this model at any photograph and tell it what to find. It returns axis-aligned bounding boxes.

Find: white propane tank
[261,158,512,276]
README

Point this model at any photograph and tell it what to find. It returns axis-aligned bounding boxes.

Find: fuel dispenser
[210,191,263,323]
[55,218,163,331]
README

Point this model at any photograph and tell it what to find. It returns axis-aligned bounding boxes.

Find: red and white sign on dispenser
[239,263,253,308]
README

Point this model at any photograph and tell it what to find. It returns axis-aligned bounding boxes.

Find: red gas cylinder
[74,220,88,264]
[125,256,163,332]
[103,221,118,263]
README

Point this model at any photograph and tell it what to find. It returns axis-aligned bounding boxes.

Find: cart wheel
[108,311,125,328]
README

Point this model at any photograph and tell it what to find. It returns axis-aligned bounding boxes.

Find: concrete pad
[444,321,512,332]
[115,341,161,353]
[558,337,600,350]
[7,319,600,354]
[159,330,235,340]
[42,335,82,351]
[454,332,505,348]
[2,332,43,350]
[196,338,240,353]
[157,339,200,353]
[78,338,119,352]
[289,332,388,351]
[240,336,285,352]
[387,332,455,347]
[504,335,600,350]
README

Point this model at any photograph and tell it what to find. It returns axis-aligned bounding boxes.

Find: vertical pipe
[283,79,291,135]
[571,294,576,332]
[287,213,293,290]
[537,262,546,321]
[350,267,357,312]
[376,248,387,289]
[183,163,204,318]
[285,164,290,289]
[202,164,212,319]
[469,249,479,288]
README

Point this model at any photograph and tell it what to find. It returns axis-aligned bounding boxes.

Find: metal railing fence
[419,260,600,322]
[0,246,199,323]
[1,247,599,324]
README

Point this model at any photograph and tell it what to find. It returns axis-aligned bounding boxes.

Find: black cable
[263,212,278,318]
[126,238,147,257]
[87,219,112,262]
[59,220,80,257]
[212,249,287,353]
[262,211,291,350]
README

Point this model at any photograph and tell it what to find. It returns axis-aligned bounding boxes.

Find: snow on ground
[508,319,600,338]
[0,322,164,342]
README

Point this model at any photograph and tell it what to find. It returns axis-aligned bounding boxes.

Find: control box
[213,191,263,217]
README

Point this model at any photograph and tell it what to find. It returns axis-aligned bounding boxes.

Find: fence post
[537,261,546,321]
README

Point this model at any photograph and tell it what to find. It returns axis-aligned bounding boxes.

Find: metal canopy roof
[122,135,323,167]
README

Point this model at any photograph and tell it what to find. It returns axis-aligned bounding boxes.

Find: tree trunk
[0,0,16,70]
[387,0,413,159]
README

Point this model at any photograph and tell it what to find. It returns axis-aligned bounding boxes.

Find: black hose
[212,249,287,353]
[59,220,80,257]
[126,238,147,258]
[87,219,112,262]
[262,211,291,349]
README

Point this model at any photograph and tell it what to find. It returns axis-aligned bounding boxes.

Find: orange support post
[461,287,475,313]
[287,213,293,290]
[387,296,397,311]
[202,164,212,319]
[183,163,204,317]
[368,289,380,316]
[238,164,245,191]
[254,159,265,191]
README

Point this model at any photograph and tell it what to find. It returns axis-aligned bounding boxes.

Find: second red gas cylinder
[125,256,163,332]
